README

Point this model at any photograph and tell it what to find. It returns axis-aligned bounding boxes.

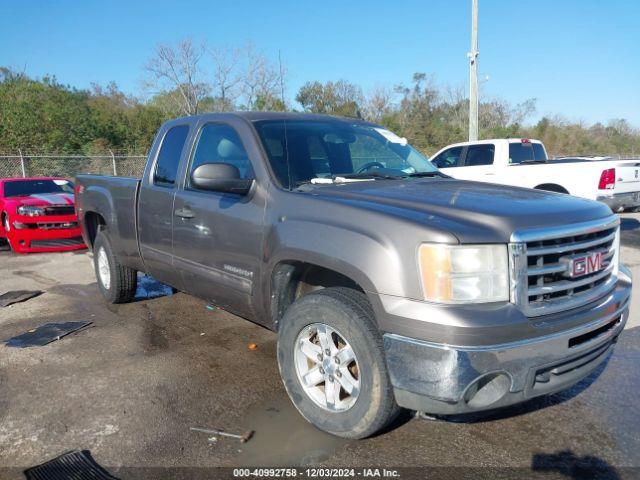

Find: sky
[1,0,638,126]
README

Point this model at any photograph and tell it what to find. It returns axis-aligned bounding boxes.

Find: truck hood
[5,193,75,207]
[306,178,613,243]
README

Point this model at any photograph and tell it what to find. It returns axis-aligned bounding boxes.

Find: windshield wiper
[407,171,447,178]
[336,172,405,180]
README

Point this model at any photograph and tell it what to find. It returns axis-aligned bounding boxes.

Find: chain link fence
[2,151,639,181]
[0,153,147,179]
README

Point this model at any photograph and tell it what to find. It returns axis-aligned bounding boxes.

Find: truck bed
[75,174,144,270]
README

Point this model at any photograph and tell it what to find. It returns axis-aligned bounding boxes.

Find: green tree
[296,80,363,117]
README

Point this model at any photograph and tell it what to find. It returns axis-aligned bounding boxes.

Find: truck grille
[44,205,76,216]
[511,217,619,317]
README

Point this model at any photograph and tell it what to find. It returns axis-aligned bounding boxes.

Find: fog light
[463,372,511,409]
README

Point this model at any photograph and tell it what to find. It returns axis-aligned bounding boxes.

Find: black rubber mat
[24,450,118,480]
[5,321,91,348]
[0,290,42,307]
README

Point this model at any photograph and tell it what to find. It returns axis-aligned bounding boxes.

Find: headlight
[418,244,509,303]
[17,205,46,217]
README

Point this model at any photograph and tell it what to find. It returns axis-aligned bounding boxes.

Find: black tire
[93,229,137,304]
[277,287,400,439]
[1,213,12,252]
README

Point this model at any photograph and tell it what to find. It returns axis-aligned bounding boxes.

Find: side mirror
[191,163,254,195]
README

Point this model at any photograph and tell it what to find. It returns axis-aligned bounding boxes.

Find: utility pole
[468,0,479,141]
[278,50,285,107]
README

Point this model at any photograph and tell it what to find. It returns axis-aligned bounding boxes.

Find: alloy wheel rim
[294,323,361,412]
[97,247,111,290]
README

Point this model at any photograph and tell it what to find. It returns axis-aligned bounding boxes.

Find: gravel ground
[1,214,640,478]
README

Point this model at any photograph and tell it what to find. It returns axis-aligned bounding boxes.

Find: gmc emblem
[561,250,607,278]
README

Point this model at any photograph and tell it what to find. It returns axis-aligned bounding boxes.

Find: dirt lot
[1,215,640,477]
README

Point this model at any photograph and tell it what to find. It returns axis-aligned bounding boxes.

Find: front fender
[266,219,406,297]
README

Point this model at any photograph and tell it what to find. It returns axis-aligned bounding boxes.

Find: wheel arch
[534,183,570,194]
[83,211,107,249]
[270,260,368,331]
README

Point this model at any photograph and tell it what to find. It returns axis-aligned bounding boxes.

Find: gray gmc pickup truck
[76,112,632,439]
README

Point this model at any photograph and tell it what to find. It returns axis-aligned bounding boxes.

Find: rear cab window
[153,125,190,186]
[509,141,548,164]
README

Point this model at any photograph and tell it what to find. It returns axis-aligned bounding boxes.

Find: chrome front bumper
[383,267,632,415]
[597,191,640,211]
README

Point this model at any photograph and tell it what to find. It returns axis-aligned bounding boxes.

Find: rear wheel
[277,287,399,439]
[93,229,137,303]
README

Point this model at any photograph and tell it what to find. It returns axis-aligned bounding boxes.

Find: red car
[0,177,87,253]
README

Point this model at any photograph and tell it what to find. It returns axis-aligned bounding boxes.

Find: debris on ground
[135,274,174,300]
[206,304,216,311]
[0,290,42,308]
[24,450,118,480]
[248,343,258,351]
[190,426,254,443]
[5,321,92,348]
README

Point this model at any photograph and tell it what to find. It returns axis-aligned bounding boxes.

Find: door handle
[175,207,195,219]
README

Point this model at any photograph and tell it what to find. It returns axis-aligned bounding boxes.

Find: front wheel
[93,229,137,303]
[277,287,400,439]
[1,213,13,252]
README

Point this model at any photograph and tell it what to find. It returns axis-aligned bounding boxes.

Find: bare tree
[443,84,468,131]
[144,39,209,115]
[364,86,395,122]
[209,45,243,111]
[241,45,285,110]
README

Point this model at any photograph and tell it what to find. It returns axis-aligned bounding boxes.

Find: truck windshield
[253,120,438,189]
[508,142,548,164]
[3,179,74,198]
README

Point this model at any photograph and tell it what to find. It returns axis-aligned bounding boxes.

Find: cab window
[188,123,254,189]
[509,142,548,164]
[431,147,464,168]
[464,144,495,166]
[153,125,189,186]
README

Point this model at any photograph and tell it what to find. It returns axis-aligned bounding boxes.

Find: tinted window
[189,123,253,187]
[508,142,548,164]
[3,179,74,197]
[464,144,495,166]
[154,125,189,186]
[254,120,436,189]
[431,147,464,168]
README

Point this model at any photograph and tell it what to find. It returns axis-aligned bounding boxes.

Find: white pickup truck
[430,138,640,212]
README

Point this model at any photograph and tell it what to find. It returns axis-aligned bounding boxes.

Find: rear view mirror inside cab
[323,132,356,144]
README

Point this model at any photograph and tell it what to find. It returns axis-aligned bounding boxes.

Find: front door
[172,121,264,318]
[430,146,465,176]
[138,123,191,287]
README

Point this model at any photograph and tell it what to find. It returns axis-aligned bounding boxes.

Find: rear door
[171,120,265,318]
[451,143,496,181]
[138,123,191,287]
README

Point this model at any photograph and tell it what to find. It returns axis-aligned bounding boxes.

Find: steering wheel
[357,161,386,174]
